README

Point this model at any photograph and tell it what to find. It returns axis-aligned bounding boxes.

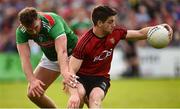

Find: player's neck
[93,27,106,38]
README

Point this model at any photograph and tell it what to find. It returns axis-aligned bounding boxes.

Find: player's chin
[106,29,113,34]
[108,30,113,34]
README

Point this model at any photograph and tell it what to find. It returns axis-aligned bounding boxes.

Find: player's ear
[97,20,103,27]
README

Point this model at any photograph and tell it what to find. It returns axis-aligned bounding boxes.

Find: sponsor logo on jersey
[93,49,113,62]
[37,40,54,48]
[38,35,44,42]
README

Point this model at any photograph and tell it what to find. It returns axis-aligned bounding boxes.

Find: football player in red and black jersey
[67,5,173,108]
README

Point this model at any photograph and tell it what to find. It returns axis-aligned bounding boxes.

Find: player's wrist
[69,87,78,95]
[28,76,36,83]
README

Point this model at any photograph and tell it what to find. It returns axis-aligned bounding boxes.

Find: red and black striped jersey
[72,26,127,78]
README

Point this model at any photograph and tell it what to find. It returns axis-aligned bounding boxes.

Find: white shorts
[38,54,60,72]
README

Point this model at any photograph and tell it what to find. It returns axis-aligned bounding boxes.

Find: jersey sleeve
[16,27,29,44]
[118,27,127,39]
[72,39,86,59]
[49,15,66,40]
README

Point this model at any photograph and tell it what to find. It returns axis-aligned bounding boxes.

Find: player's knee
[89,93,101,101]
[78,88,86,100]
[27,91,44,100]
[77,84,86,100]
[89,95,101,107]
[27,92,34,101]
[89,89,104,105]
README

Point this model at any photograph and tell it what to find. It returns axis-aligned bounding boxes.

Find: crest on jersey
[38,34,45,42]
[110,38,115,44]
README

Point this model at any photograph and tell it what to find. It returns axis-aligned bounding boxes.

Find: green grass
[0,78,180,108]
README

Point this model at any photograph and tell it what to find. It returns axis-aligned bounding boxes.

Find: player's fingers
[37,85,44,93]
[36,86,44,95]
[72,78,79,84]
[71,75,79,79]
[70,75,79,83]
[168,32,173,40]
[162,24,173,40]
[39,80,45,86]
[167,28,173,40]
[163,24,172,33]
[31,86,41,97]
[70,102,75,109]
[74,101,79,108]
[67,102,72,109]
[68,77,79,87]
[70,81,78,88]
[69,76,76,83]
[66,82,75,88]
[68,81,75,88]
[31,89,36,97]
[64,79,78,88]
[33,88,41,97]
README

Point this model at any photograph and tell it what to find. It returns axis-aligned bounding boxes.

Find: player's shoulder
[16,24,26,34]
[40,12,58,16]
[80,29,94,40]
[112,25,127,38]
[39,12,62,20]
[39,12,62,27]
[16,24,29,41]
[113,25,127,32]
[77,29,94,46]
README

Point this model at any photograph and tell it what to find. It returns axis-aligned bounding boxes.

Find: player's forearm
[67,86,78,95]
[17,44,35,82]
[138,27,152,39]
[57,50,69,76]
[126,26,156,40]
[69,56,83,75]
[55,35,69,76]
[136,24,169,40]
[21,58,35,82]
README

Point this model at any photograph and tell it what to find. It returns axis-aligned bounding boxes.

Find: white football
[147,25,170,48]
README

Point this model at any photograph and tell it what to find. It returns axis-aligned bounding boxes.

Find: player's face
[25,18,41,35]
[102,16,116,34]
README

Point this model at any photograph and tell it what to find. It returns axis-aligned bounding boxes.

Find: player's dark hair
[18,7,38,27]
[92,5,117,26]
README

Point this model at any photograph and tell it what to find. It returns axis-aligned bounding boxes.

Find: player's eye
[27,29,33,32]
[34,26,38,30]
[107,20,114,24]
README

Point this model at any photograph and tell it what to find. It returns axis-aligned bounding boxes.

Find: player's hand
[67,93,80,109]
[160,24,173,40]
[62,72,79,88]
[28,78,45,97]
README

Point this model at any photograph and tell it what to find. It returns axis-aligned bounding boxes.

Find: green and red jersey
[16,12,78,61]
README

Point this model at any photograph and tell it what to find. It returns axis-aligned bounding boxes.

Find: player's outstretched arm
[125,24,172,41]
[126,27,152,40]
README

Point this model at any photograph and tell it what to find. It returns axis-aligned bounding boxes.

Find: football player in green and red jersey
[16,7,79,108]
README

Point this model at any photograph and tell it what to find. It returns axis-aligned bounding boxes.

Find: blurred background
[0,0,180,108]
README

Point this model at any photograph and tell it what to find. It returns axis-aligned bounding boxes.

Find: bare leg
[27,66,60,108]
[88,87,105,108]
[77,83,86,108]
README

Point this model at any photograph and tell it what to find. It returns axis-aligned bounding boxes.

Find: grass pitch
[0,78,180,108]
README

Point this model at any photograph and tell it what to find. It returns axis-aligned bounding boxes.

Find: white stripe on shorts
[38,54,60,72]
